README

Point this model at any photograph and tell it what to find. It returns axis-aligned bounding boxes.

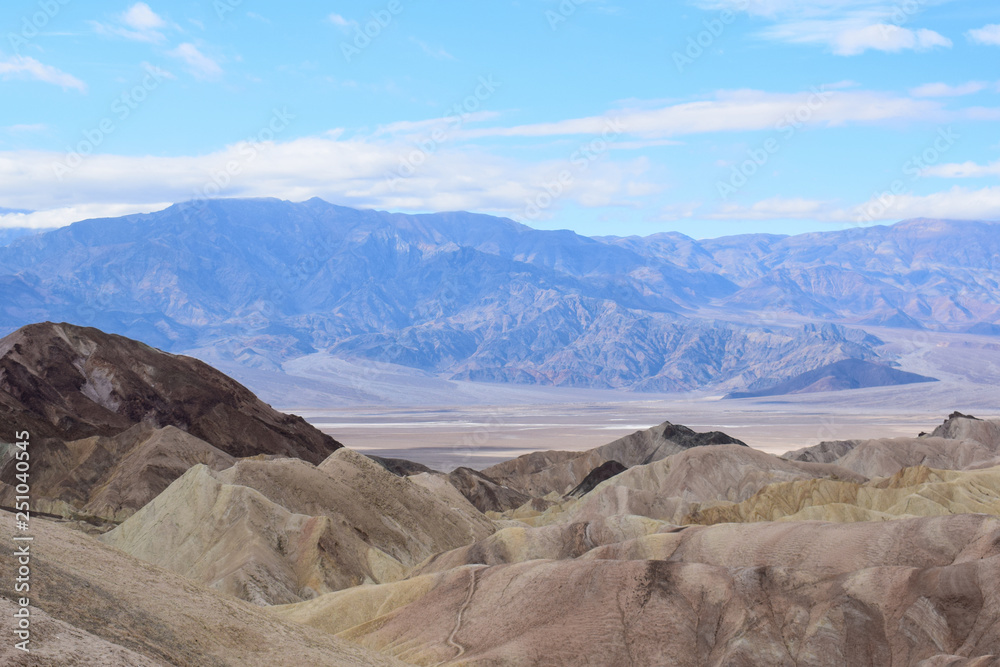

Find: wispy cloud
[410,37,455,60]
[457,88,957,140]
[910,81,988,98]
[91,2,169,43]
[0,128,654,227]
[707,187,1000,223]
[967,24,1000,46]
[0,55,87,93]
[2,123,48,133]
[923,160,1000,179]
[328,13,358,32]
[167,43,223,80]
[695,0,954,55]
[0,203,172,230]
[246,12,272,24]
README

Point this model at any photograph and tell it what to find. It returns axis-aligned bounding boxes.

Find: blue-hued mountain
[0,226,48,247]
[725,359,937,399]
[0,198,995,392]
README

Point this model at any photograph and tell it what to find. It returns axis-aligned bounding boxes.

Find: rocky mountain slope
[0,322,342,520]
[0,322,339,459]
[5,200,996,394]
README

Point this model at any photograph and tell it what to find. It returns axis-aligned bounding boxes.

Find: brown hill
[0,322,342,520]
[0,322,340,460]
[558,444,864,524]
[783,414,1000,478]
[0,424,235,522]
[481,420,745,497]
[445,467,531,513]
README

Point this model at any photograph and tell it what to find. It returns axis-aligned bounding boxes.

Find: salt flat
[219,327,1000,471]
[298,382,1000,469]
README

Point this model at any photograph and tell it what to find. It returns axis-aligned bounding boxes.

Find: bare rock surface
[444,467,531,513]
[0,322,342,520]
[0,322,340,459]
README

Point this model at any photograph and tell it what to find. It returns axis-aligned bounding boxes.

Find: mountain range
[5,324,1000,664]
[0,198,997,394]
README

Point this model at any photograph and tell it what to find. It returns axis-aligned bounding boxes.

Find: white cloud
[2,83,994,230]
[2,123,47,133]
[710,197,834,220]
[141,61,176,81]
[0,55,87,93]
[832,24,951,55]
[167,43,222,80]
[707,188,1000,223]
[0,130,653,227]
[760,20,951,55]
[0,203,171,230]
[848,186,1000,221]
[696,0,954,55]
[922,160,1000,179]
[328,14,357,32]
[967,24,1000,46]
[910,81,988,97]
[91,2,169,43]
[123,3,166,31]
[459,88,950,140]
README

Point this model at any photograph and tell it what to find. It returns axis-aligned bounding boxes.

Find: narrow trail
[443,566,479,664]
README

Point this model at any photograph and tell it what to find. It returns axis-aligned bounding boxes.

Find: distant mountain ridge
[725,359,937,399]
[0,199,996,393]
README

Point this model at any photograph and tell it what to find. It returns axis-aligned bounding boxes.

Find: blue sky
[1,0,999,238]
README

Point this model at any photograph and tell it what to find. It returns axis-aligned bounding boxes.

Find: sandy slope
[101,449,494,604]
[0,516,408,666]
[273,514,1000,666]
